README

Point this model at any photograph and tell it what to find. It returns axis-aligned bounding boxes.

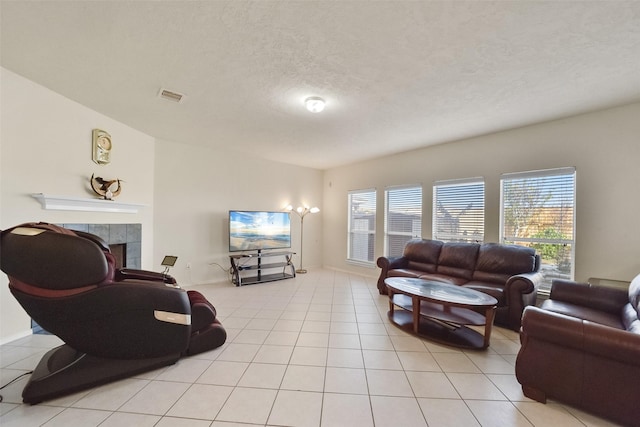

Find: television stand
[229,250,296,286]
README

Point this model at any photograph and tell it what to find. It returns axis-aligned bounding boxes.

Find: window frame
[500,167,576,293]
[384,184,422,257]
[432,177,485,243]
[347,188,377,265]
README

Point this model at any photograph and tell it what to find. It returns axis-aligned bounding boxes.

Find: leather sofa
[376,239,543,330]
[515,276,640,426]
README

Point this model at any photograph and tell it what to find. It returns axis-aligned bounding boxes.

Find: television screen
[229,210,291,252]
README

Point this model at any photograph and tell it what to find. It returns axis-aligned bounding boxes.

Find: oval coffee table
[384,277,498,349]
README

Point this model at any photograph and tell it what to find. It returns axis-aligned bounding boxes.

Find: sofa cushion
[417,273,466,286]
[541,299,625,330]
[551,279,628,315]
[472,243,536,284]
[436,242,479,280]
[403,239,443,274]
[406,261,436,273]
[387,269,423,280]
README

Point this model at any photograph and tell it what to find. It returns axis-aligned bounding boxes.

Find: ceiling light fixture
[305,96,325,113]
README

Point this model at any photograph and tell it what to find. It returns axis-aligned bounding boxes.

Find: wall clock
[92,129,112,165]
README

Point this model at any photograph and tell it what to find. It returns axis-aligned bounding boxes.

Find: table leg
[483,306,496,348]
[388,291,395,315]
[412,297,420,334]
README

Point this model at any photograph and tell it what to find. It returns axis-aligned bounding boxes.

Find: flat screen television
[229,210,291,252]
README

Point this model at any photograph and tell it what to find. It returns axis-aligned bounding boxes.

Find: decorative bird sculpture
[90,174,122,200]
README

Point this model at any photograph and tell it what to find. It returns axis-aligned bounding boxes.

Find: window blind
[384,185,422,257]
[501,167,576,292]
[348,189,377,263]
[433,178,484,243]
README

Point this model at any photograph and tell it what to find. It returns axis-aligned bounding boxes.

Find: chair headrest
[0,223,109,289]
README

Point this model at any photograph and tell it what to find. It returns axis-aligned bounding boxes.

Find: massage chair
[0,222,226,404]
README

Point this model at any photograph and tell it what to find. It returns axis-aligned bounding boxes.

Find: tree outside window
[501,168,576,292]
[433,179,484,243]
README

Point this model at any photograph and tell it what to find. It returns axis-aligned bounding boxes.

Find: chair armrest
[27,281,192,358]
[550,279,628,314]
[521,306,640,366]
[115,268,178,286]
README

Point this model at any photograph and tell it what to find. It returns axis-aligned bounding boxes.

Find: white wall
[3,63,638,343]
[323,102,640,284]
[0,68,156,343]
[0,67,325,343]
[153,139,324,286]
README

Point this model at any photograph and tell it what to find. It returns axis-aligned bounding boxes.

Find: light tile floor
[0,269,622,426]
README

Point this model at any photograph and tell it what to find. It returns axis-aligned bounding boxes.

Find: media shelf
[229,250,296,286]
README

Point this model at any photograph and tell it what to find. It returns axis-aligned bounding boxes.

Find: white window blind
[500,167,576,292]
[384,185,422,257]
[433,178,484,243]
[348,189,376,263]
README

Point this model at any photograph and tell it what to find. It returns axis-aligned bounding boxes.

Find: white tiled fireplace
[61,223,142,269]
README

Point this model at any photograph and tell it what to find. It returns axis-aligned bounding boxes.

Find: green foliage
[531,228,565,262]
[503,180,552,237]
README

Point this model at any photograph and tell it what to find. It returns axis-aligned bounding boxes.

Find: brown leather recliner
[516,276,640,426]
[0,222,227,404]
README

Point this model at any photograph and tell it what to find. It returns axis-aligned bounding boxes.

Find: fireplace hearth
[110,243,127,269]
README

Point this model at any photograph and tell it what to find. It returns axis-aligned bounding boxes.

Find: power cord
[209,262,235,282]
[0,370,33,403]
[209,262,229,274]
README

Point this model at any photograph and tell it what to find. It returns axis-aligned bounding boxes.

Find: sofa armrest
[497,271,542,329]
[376,256,407,294]
[521,306,584,349]
[550,279,628,314]
[522,306,640,366]
[506,271,542,297]
[376,256,407,270]
[584,318,640,363]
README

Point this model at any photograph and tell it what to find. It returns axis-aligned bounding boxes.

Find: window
[384,185,422,257]
[500,167,576,292]
[348,189,376,263]
[433,178,485,243]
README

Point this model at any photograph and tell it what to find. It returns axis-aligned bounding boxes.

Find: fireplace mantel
[32,193,145,214]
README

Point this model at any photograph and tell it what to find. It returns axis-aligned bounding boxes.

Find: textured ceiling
[2,1,640,170]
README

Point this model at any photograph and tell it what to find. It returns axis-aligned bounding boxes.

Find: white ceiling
[2,1,640,170]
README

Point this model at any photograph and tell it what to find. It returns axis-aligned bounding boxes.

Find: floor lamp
[287,205,319,274]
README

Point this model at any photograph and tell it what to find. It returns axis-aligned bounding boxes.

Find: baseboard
[0,329,32,346]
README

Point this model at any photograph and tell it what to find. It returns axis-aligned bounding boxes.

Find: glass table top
[384,277,497,306]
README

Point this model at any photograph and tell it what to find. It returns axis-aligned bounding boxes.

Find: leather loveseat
[376,239,543,330]
[515,276,640,426]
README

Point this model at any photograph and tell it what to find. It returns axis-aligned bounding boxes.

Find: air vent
[158,88,185,103]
